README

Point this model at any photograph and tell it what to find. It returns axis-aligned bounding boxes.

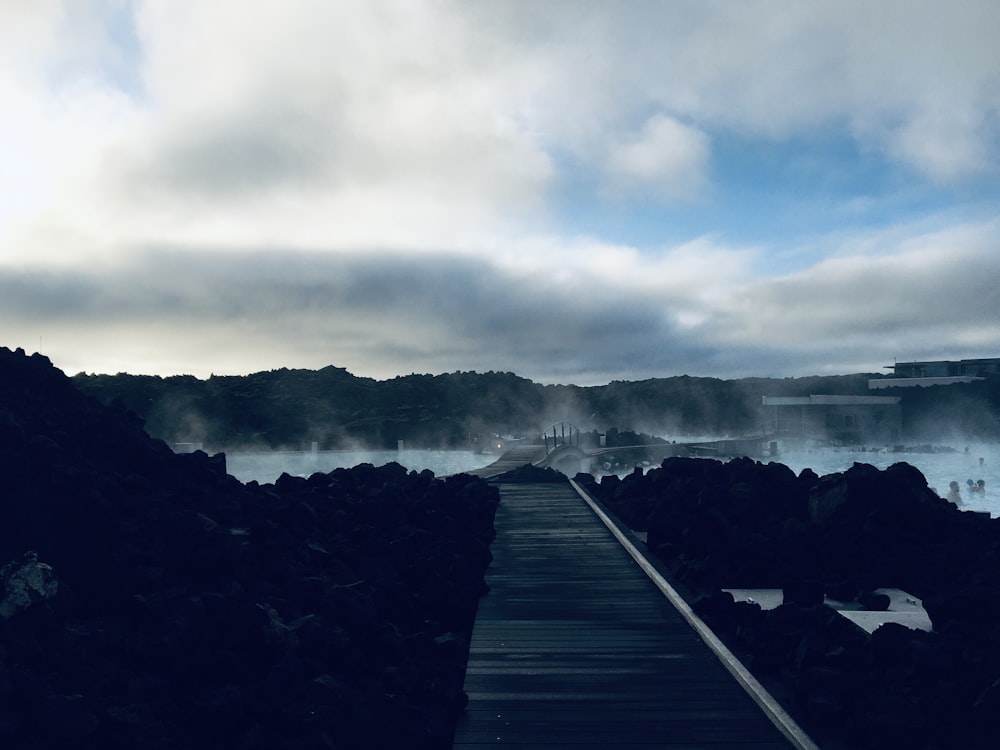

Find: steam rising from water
[227,441,999,518]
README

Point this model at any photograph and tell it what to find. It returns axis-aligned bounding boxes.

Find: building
[762,395,902,444]
[870,357,1000,389]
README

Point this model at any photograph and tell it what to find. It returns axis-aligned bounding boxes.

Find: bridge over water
[451,476,816,748]
[468,422,767,478]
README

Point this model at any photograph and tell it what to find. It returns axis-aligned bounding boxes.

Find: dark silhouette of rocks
[579,456,1000,750]
[0,347,498,749]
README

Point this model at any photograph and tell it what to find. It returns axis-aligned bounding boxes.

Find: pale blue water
[771,442,999,517]
[226,449,493,484]
[227,441,999,518]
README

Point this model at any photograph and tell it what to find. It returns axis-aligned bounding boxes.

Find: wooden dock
[452,482,808,749]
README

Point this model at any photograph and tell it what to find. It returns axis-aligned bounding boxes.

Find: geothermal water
[226,448,493,485]
[226,442,999,518]
[772,443,999,518]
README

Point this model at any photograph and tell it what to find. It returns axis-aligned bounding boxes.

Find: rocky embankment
[0,347,498,749]
[578,457,1000,750]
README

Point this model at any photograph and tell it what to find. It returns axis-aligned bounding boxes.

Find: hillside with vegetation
[71,367,1000,451]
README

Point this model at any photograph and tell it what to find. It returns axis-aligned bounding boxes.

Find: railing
[542,421,581,454]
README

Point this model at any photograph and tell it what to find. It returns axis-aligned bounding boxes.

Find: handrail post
[541,421,586,454]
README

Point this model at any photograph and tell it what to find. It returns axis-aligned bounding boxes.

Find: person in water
[968,479,986,493]
[947,481,964,506]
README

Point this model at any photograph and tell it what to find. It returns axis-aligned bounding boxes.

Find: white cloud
[0,1,141,248]
[2,2,999,382]
[5,0,999,267]
[129,1,554,215]
[604,115,710,201]
[3,218,998,382]
[710,220,1000,358]
[886,109,993,183]
[4,0,561,265]
[478,1,1000,183]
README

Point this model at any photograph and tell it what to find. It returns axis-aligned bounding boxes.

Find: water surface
[226,441,999,518]
[226,448,492,484]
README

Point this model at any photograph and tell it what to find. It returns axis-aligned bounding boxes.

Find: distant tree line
[70,367,1000,451]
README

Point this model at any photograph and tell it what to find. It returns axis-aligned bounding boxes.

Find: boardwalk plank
[452,483,799,749]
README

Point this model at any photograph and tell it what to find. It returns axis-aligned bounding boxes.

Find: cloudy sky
[2,1,998,384]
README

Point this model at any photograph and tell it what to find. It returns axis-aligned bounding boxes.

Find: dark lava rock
[586,454,1000,750]
[783,580,824,607]
[924,586,1000,628]
[857,590,891,612]
[0,346,499,749]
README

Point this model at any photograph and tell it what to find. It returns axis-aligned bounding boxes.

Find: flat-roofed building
[870,357,999,389]
[762,394,902,443]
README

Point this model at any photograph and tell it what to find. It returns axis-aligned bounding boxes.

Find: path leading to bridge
[451,481,813,749]
[463,445,549,479]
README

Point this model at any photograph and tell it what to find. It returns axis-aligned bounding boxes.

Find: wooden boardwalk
[463,445,549,479]
[452,482,805,749]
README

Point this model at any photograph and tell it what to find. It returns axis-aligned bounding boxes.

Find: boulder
[584,449,1000,750]
[0,552,58,620]
[0,346,500,749]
